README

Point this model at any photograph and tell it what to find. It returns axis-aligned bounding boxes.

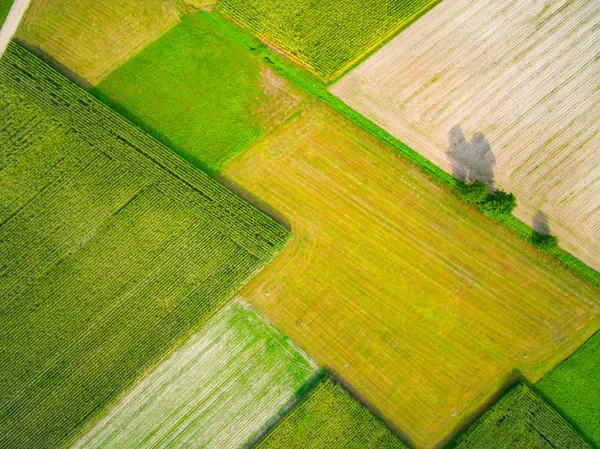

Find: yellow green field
[221,103,600,448]
[15,0,188,85]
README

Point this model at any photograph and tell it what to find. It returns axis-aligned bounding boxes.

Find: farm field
[73,299,317,449]
[217,0,439,82]
[0,42,289,449]
[536,331,600,447]
[448,383,590,449]
[255,377,407,449]
[14,0,188,85]
[221,102,600,448]
[96,12,303,174]
[331,0,600,272]
[0,0,15,28]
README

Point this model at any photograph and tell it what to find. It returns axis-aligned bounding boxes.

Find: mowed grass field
[217,0,439,82]
[448,383,590,449]
[96,12,303,174]
[74,299,317,449]
[0,43,289,449]
[15,0,187,85]
[332,0,600,272]
[536,331,600,447]
[255,377,407,449]
[221,103,600,448]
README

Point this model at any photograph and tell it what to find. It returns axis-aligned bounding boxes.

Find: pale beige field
[15,0,188,85]
[331,0,600,271]
[221,103,600,449]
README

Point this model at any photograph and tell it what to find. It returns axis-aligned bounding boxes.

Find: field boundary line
[0,0,30,57]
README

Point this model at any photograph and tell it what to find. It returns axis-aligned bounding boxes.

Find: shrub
[480,190,517,220]
[531,232,559,253]
[454,180,488,204]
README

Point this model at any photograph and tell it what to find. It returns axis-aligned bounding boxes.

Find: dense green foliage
[0,42,290,449]
[74,300,317,449]
[96,12,299,175]
[448,383,590,449]
[536,331,600,448]
[0,0,14,28]
[480,191,517,220]
[254,377,407,449]
[454,181,488,204]
[218,0,439,81]
[531,232,560,253]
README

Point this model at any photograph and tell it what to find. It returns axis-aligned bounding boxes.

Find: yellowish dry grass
[221,103,600,449]
[15,0,185,85]
[331,0,600,272]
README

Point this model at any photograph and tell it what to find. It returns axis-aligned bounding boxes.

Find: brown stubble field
[331,0,600,272]
[220,102,600,449]
[15,0,190,85]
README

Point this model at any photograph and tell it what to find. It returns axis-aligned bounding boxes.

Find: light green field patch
[73,299,318,449]
[95,12,303,175]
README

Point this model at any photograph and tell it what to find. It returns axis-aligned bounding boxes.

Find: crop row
[1,42,291,262]
[448,382,590,449]
[0,43,291,449]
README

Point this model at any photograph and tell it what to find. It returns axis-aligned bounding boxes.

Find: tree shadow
[532,210,551,235]
[448,126,496,191]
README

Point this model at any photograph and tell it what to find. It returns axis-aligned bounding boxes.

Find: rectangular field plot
[96,12,303,174]
[0,43,289,449]
[448,383,590,449]
[536,331,600,447]
[255,377,407,449]
[221,103,600,448]
[73,299,317,449]
[15,0,187,85]
[218,0,439,82]
[332,0,600,271]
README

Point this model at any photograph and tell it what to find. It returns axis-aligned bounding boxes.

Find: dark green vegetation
[218,0,438,81]
[0,42,290,449]
[448,383,590,449]
[95,12,302,175]
[454,182,518,220]
[254,377,408,449]
[0,0,14,28]
[537,331,600,448]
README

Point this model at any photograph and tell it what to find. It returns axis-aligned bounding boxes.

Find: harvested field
[96,12,303,174]
[218,0,439,82]
[0,43,289,449]
[332,0,600,271]
[221,102,600,448]
[255,377,407,449]
[15,0,186,85]
[448,383,590,449]
[73,299,317,449]
[536,331,600,447]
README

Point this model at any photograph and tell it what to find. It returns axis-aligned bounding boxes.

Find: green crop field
[0,42,289,449]
[448,383,590,449]
[96,12,303,175]
[217,0,439,82]
[73,299,317,449]
[0,0,14,28]
[536,331,600,447]
[255,377,407,449]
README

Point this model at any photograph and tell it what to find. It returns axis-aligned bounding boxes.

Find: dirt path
[0,0,31,56]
